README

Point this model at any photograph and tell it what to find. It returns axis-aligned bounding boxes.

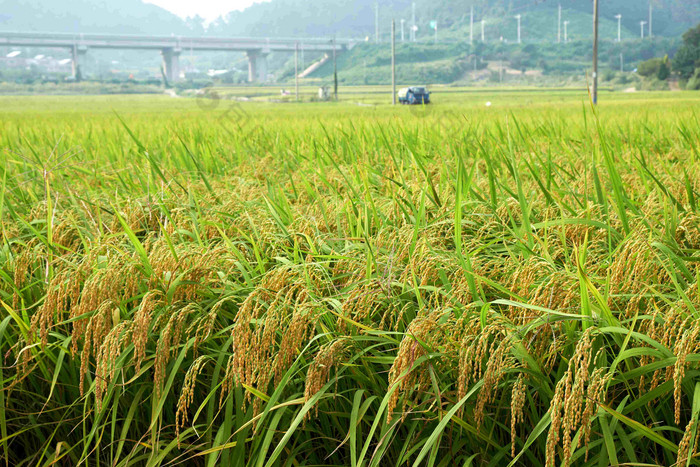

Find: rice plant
[1,91,700,465]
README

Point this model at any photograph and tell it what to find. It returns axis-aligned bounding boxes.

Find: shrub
[637,57,663,77]
[657,56,671,81]
[686,68,700,90]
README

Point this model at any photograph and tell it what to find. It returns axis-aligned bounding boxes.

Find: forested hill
[0,0,696,40]
[0,0,193,35]
[207,0,698,40]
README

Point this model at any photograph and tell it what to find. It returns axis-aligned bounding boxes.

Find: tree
[673,23,700,80]
[185,15,207,35]
[673,45,700,79]
[683,22,700,48]
[657,55,671,80]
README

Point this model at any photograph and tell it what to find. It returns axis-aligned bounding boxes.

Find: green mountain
[0,0,696,41]
[208,0,699,40]
[208,0,694,85]
[0,0,190,35]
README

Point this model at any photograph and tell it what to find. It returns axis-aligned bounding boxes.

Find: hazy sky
[144,0,269,21]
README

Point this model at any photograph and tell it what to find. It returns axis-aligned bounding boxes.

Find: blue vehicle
[398,86,430,105]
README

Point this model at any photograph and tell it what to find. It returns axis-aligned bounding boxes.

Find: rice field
[2,89,700,466]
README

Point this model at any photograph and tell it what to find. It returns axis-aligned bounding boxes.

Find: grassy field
[2,89,700,466]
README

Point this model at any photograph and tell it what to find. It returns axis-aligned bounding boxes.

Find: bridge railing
[0,31,358,47]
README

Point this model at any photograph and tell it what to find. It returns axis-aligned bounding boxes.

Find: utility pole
[392,19,396,105]
[592,0,599,105]
[295,42,299,101]
[515,14,521,44]
[375,3,380,43]
[332,36,338,100]
[640,21,647,39]
[558,4,562,43]
[470,5,474,45]
[401,19,405,42]
[412,2,416,42]
[499,55,503,83]
[615,15,622,42]
[620,53,624,73]
[481,19,485,42]
[564,21,569,43]
[649,2,653,38]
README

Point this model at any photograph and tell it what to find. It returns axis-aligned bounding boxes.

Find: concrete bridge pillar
[161,47,182,83]
[71,45,88,81]
[246,50,269,83]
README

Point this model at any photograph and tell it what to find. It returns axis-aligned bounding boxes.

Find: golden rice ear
[544,329,612,467]
[132,291,163,374]
[219,355,236,409]
[674,325,700,425]
[675,212,700,249]
[154,304,194,398]
[677,418,699,467]
[175,355,208,445]
[511,374,527,457]
[275,301,321,384]
[304,338,349,418]
[12,249,31,310]
[227,265,324,416]
[609,235,670,310]
[79,300,117,395]
[455,319,514,427]
[94,321,132,410]
[386,311,446,424]
[474,334,515,428]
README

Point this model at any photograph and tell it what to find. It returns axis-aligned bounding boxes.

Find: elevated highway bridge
[0,31,356,82]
